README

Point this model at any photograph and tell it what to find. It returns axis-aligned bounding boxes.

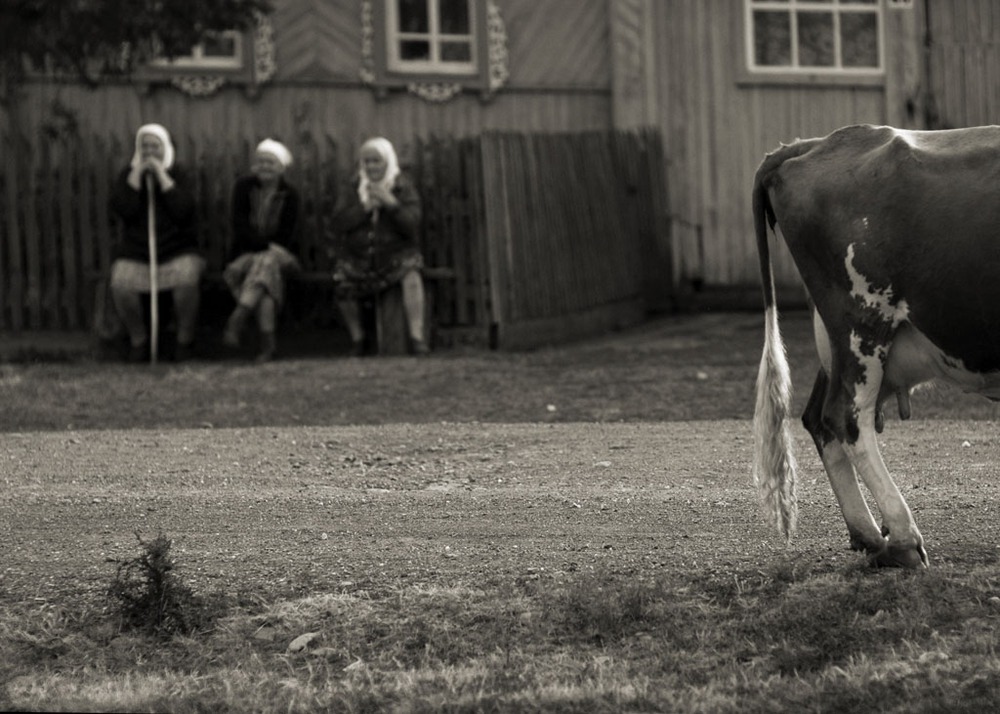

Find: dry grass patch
[5,558,1000,712]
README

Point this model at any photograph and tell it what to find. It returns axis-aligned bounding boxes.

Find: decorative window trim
[139,12,276,97]
[361,0,508,102]
[386,0,478,76]
[743,0,884,85]
[151,31,245,71]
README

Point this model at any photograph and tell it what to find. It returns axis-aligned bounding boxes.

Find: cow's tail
[751,160,798,542]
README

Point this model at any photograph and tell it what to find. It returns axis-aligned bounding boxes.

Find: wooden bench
[363,266,455,355]
[90,265,455,358]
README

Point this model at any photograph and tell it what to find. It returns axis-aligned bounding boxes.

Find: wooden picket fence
[0,129,670,348]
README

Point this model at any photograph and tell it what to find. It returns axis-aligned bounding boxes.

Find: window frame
[742,0,885,85]
[367,0,495,97]
[149,31,246,71]
[141,27,256,84]
[386,0,479,76]
[128,15,277,98]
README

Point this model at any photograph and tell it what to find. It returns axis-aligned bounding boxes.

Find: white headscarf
[256,138,293,169]
[357,137,401,211]
[130,123,175,170]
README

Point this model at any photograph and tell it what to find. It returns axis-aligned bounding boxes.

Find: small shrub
[107,532,221,638]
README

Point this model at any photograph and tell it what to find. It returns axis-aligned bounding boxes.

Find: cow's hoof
[848,532,885,554]
[869,543,928,569]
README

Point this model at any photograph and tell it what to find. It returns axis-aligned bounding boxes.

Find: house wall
[925,0,1000,128]
[3,0,615,171]
[17,0,999,303]
[650,0,888,289]
[270,0,611,88]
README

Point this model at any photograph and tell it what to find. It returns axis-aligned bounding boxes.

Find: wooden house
[2,0,1000,345]
[645,0,1000,298]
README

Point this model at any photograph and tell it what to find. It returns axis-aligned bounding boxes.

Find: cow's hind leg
[830,338,927,569]
[812,311,926,567]
[801,369,885,554]
[843,402,928,568]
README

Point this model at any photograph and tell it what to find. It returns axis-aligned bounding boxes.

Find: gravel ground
[5,419,1000,607]
[3,310,1000,605]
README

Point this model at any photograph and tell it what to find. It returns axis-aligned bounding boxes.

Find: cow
[752,123,1000,568]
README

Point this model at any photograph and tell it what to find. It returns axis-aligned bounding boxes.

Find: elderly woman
[109,123,205,362]
[222,139,302,362]
[330,136,428,356]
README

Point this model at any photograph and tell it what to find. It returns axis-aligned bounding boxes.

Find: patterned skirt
[333,252,424,300]
[110,254,206,292]
[223,243,301,307]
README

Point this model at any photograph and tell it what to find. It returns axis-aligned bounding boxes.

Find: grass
[5,311,1000,711]
[4,557,1000,712]
[5,311,1000,433]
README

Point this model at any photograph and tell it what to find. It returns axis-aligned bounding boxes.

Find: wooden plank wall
[0,134,341,332]
[1,0,616,160]
[646,0,1000,291]
[0,135,124,331]
[270,0,612,88]
[411,136,491,334]
[0,130,669,348]
[5,85,613,165]
[479,129,666,349]
[925,0,1000,128]
[650,0,887,291]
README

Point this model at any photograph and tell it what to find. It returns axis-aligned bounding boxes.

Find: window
[136,15,276,98]
[151,31,245,71]
[362,0,509,101]
[386,0,477,75]
[746,0,882,75]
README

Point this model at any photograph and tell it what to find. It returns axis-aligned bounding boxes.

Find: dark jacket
[230,174,301,259]
[330,172,422,272]
[109,165,199,263]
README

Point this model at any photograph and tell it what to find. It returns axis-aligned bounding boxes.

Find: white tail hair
[752,305,798,541]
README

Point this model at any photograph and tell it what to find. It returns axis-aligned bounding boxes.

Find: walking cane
[146,173,159,364]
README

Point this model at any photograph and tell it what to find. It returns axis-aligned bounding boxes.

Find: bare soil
[3,310,1000,606]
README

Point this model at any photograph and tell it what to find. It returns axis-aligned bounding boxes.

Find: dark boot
[410,338,430,356]
[223,305,251,347]
[127,340,150,363]
[256,332,277,362]
[175,341,196,362]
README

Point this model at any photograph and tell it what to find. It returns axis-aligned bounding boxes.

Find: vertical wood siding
[7,84,612,174]
[10,0,1000,304]
[479,130,665,348]
[269,0,611,87]
[926,0,1000,128]
[651,0,885,290]
[0,130,663,349]
[3,0,615,170]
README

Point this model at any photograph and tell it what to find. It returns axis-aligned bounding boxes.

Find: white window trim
[151,31,245,71]
[386,0,479,76]
[745,0,884,76]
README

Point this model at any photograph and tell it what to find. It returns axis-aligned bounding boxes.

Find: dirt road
[6,418,1000,606]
